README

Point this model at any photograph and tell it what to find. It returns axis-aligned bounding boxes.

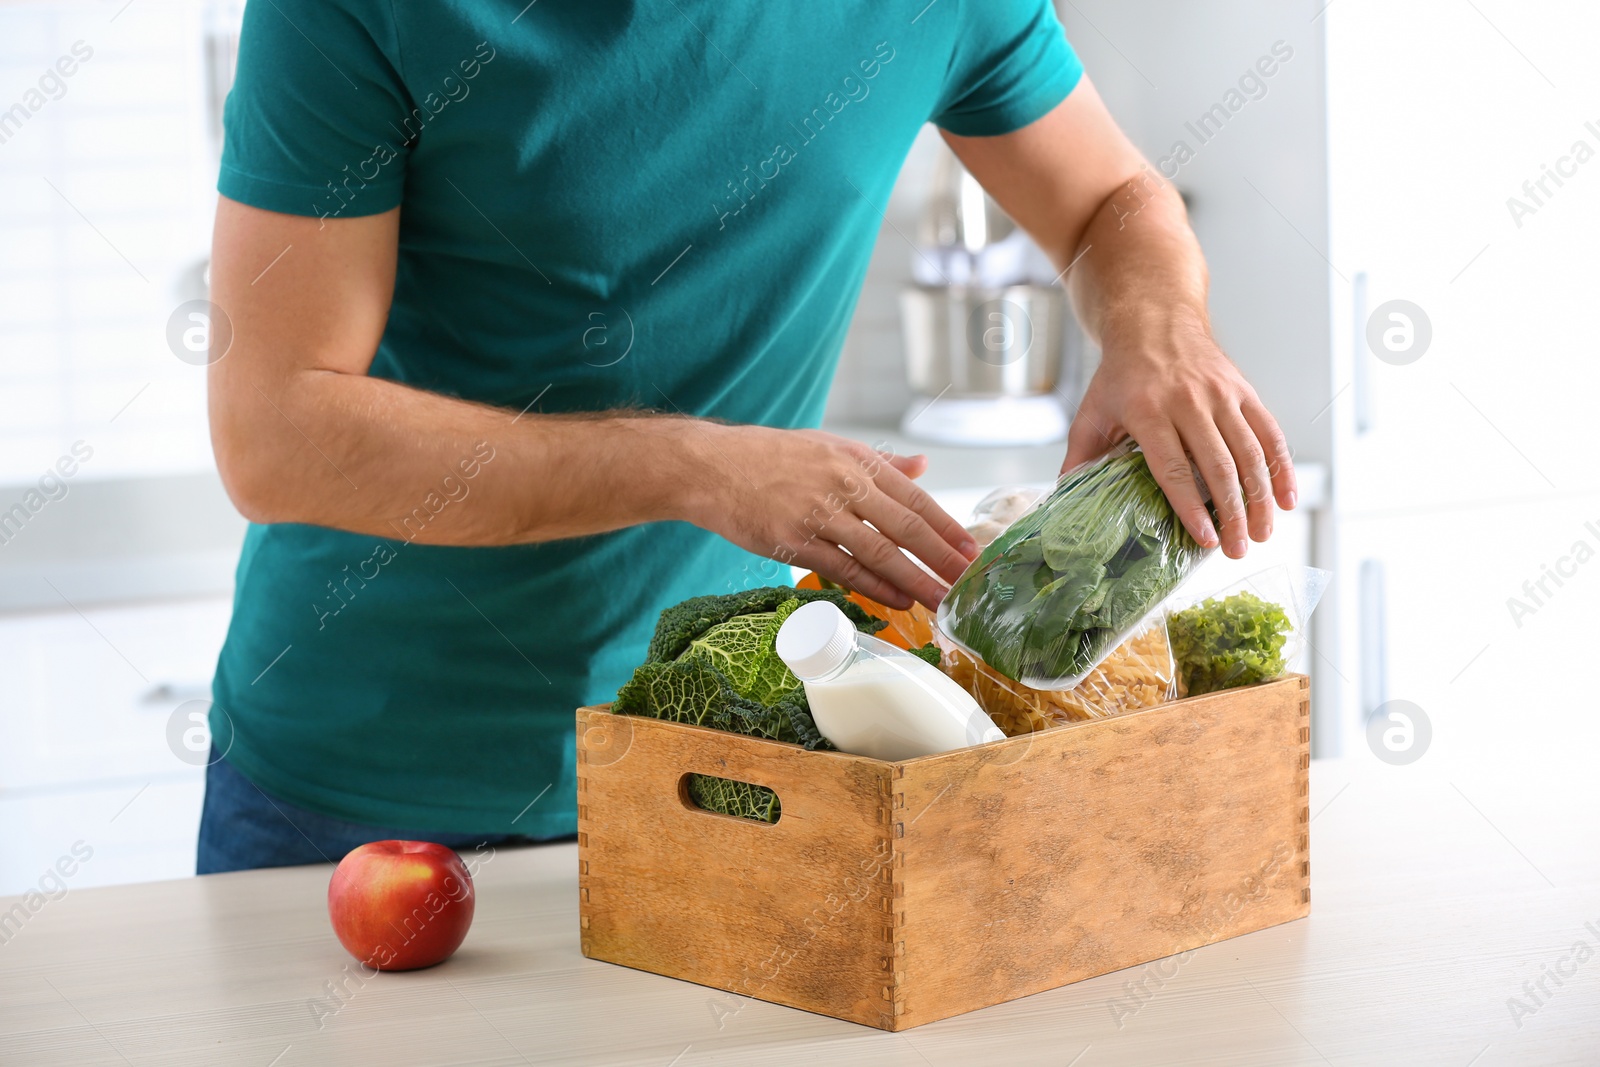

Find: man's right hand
[682,426,978,611]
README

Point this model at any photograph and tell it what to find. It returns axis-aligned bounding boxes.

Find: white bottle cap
[776,601,860,681]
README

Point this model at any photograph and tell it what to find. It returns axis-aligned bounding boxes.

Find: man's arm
[207,197,976,609]
[944,78,1298,558]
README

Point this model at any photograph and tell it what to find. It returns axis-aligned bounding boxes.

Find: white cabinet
[1320,0,1600,742]
[0,598,228,893]
[1325,0,1600,515]
[1327,498,1600,762]
[0,777,204,895]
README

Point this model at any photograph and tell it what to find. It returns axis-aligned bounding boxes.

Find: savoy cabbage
[614,586,886,822]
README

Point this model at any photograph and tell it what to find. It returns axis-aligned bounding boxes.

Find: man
[199,0,1296,873]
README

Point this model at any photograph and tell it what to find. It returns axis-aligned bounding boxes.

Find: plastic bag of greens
[930,485,1178,726]
[1166,565,1330,696]
[937,441,1214,690]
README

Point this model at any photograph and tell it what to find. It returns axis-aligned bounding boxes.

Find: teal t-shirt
[212,0,1082,834]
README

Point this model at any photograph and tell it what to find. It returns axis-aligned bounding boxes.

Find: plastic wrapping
[875,600,937,649]
[964,486,1045,548]
[938,442,1215,690]
[943,617,1177,736]
[1166,565,1331,697]
[874,483,1176,734]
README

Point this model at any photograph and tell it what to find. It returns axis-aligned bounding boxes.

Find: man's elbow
[214,446,286,525]
[210,410,294,525]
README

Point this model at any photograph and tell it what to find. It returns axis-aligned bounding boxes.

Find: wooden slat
[577,710,897,1027]
[893,675,1310,1029]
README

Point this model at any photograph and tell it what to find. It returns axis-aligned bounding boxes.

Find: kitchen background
[3,0,1596,894]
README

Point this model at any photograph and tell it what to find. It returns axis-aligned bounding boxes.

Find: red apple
[327,840,475,971]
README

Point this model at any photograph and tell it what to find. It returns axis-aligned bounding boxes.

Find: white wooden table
[1,757,1594,1066]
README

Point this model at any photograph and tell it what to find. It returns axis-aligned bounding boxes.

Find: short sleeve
[933,0,1084,137]
[219,0,411,217]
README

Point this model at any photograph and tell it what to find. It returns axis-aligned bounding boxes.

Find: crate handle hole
[677,773,782,824]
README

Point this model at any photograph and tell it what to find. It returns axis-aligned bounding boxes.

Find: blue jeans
[196,747,573,874]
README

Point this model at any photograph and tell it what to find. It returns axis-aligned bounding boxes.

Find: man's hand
[1062,308,1296,557]
[685,427,978,611]
[944,78,1298,559]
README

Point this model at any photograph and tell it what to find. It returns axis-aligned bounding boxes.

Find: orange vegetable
[794,572,921,650]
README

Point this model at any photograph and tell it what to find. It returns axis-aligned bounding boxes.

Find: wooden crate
[575,673,1310,1031]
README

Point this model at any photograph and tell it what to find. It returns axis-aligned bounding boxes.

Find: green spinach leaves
[943,447,1211,688]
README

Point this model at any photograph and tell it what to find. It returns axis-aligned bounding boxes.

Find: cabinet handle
[1358,558,1387,720]
[1352,272,1373,436]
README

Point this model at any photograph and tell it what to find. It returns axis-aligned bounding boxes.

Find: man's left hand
[1062,309,1297,559]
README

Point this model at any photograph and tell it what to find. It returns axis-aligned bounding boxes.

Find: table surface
[1,755,1594,1067]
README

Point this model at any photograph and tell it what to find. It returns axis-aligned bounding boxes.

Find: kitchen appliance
[898,147,1095,446]
[900,286,1075,445]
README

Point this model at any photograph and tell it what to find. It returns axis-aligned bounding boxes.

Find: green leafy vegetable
[645,586,882,662]
[908,642,942,667]
[616,586,887,822]
[686,774,781,822]
[1168,591,1292,695]
[944,447,1212,687]
[614,660,829,748]
[679,599,803,706]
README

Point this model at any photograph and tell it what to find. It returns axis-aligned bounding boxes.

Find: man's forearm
[1064,173,1211,356]
[213,370,710,546]
[212,369,977,608]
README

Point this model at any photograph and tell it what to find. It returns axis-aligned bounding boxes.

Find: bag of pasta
[943,616,1177,736]
[937,442,1214,690]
